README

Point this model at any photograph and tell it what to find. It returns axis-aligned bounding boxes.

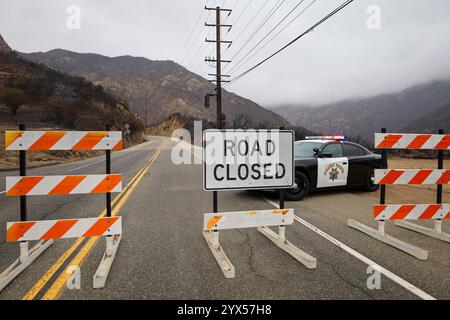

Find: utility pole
[205,5,232,129]
[144,95,148,128]
[205,5,232,213]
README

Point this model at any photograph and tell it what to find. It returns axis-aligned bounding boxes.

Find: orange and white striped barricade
[203,209,316,278]
[348,130,449,260]
[0,125,123,292]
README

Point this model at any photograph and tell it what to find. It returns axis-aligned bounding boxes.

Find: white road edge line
[67,158,105,172]
[262,197,436,301]
[66,142,153,173]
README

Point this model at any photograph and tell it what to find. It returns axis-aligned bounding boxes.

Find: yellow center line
[22,143,165,300]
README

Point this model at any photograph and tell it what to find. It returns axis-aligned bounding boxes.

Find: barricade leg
[93,234,121,289]
[258,226,317,269]
[348,219,428,260]
[395,220,450,243]
[0,240,53,292]
[202,230,235,279]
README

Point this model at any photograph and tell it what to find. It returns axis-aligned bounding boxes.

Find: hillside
[273,80,450,139]
[0,52,143,133]
[21,49,289,128]
[402,103,450,133]
[0,35,144,169]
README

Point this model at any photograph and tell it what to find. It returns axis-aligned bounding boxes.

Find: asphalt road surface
[0,136,448,300]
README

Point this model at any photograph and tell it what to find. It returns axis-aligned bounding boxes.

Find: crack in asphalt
[236,230,274,284]
[40,194,88,220]
[319,258,376,299]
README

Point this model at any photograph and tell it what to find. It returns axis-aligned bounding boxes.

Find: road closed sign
[203,130,294,191]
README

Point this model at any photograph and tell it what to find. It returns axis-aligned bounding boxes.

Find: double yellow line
[22,143,164,300]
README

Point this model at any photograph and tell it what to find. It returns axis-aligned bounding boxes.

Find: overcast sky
[1,0,450,107]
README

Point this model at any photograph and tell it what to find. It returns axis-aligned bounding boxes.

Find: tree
[0,87,29,115]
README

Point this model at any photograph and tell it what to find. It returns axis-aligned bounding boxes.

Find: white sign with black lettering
[203,130,294,191]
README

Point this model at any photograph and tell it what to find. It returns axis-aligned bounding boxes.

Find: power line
[227,0,308,75]
[177,1,210,64]
[185,1,233,71]
[228,0,355,85]
[183,10,213,66]
[186,26,214,70]
[229,0,270,46]
[227,0,254,34]
[229,0,317,75]
[224,0,286,72]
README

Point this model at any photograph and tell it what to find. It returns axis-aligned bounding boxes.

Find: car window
[321,143,343,158]
[343,143,367,157]
[294,142,324,157]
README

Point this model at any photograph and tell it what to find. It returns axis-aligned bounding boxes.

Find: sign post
[202,129,317,278]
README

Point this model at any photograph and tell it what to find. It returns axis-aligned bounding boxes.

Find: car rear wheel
[285,172,310,201]
[364,168,379,192]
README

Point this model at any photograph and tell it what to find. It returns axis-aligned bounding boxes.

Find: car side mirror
[313,147,320,156]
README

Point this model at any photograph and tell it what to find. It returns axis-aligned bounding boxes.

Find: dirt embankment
[360,158,449,204]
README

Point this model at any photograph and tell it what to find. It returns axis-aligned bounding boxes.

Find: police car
[284,136,386,201]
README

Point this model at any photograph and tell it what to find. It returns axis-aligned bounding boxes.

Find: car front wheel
[364,168,379,192]
[285,172,310,201]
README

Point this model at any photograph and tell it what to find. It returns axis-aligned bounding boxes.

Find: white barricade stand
[203,209,316,278]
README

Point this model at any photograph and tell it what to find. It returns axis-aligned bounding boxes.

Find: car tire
[364,168,379,192]
[285,172,310,201]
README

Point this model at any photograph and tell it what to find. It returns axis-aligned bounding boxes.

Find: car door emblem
[329,168,339,181]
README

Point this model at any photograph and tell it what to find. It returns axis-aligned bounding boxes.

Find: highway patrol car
[285,136,386,201]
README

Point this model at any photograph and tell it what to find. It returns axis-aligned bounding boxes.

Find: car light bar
[305,136,349,141]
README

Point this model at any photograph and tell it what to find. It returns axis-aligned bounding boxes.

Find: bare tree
[0,87,29,115]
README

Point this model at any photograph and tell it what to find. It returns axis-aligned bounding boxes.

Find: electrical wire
[224,0,286,71]
[227,0,308,75]
[227,0,355,85]
[229,0,318,75]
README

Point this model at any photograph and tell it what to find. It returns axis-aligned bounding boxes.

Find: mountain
[0,34,12,53]
[273,80,450,140]
[0,37,143,137]
[21,49,289,128]
[402,103,450,133]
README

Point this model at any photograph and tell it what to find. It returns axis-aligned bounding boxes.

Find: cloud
[1,0,450,106]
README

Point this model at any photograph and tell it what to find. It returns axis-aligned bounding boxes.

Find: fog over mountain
[272,80,450,140]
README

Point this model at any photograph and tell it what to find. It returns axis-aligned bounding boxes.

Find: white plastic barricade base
[202,230,235,279]
[93,234,122,289]
[0,240,53,292]
[348,219,428,260]
[258,226,317,269]
[203,209,316,278]
[395,220,450,243]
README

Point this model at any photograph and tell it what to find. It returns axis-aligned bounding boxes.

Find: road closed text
[203,130,294,191]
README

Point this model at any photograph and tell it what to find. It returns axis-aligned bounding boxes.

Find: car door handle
[343,162,348,165]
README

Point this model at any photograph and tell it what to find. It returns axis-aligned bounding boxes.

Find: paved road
[0,136,448,300]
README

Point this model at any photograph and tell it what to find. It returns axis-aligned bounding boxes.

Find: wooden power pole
[204,5,232,213]
[205,6,232,129]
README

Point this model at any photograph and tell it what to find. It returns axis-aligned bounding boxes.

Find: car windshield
[294,141,324,158]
